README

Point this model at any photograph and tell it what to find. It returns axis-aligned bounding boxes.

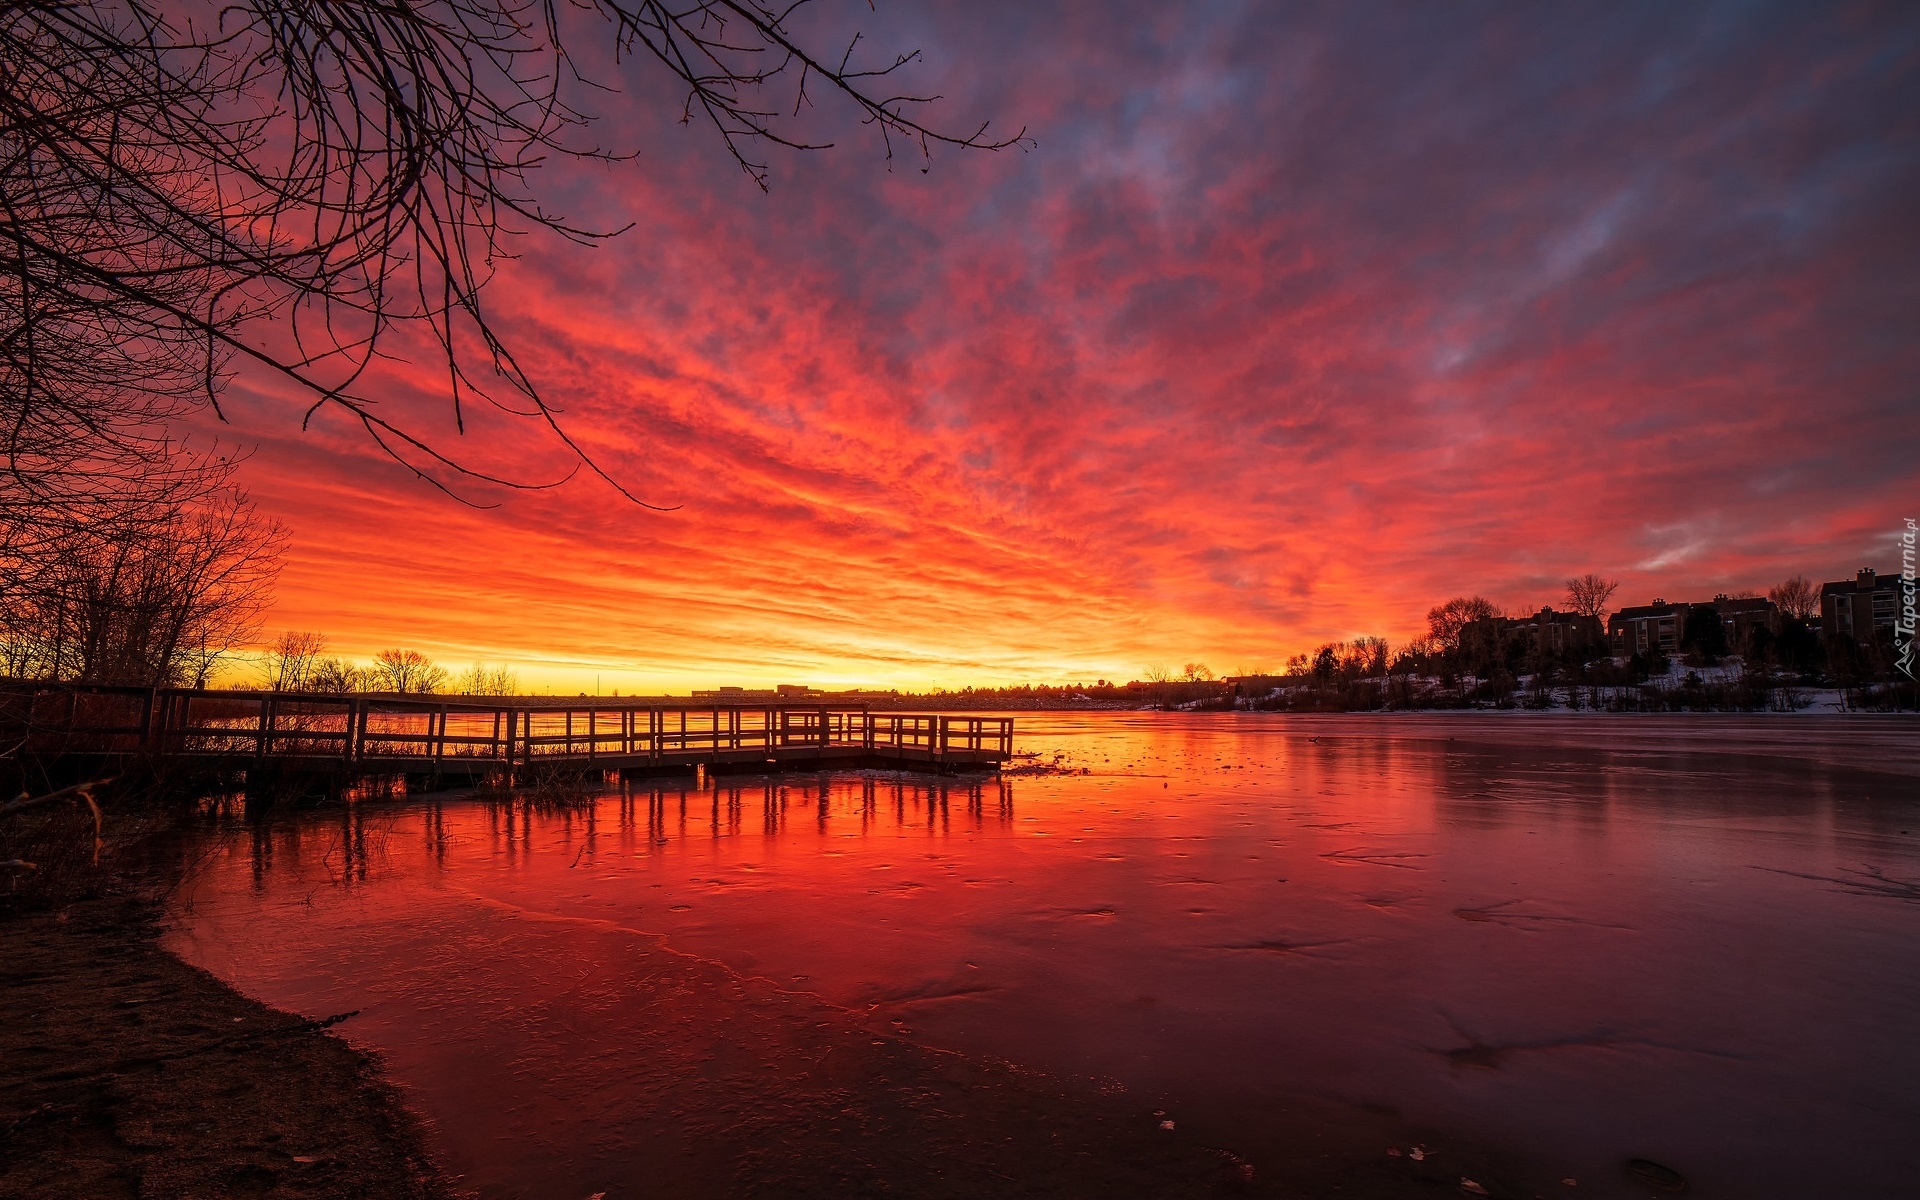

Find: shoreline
[0,894,456,1200]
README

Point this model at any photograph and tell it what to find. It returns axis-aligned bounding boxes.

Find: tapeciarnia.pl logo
[1899,517,1916,681]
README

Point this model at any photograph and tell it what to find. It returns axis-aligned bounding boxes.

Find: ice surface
[167,712,1920,1198]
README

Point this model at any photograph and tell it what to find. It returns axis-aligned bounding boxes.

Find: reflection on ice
[169,713,1920,1200]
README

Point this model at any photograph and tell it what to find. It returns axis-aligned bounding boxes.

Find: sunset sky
[205,2,1919,693]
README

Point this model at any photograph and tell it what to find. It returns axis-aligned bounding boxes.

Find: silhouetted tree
[456,663,520,696]
[1426,596,1499,651]
[1563,573,1620,621]
[260,631,328,691]
[1680,606,1728,663]
[1346,636,1388,677]
[1311,646,1337,681]
[307,657,369,693]
[1768,574,1820,621]
[1774,620,1824,674]
[0,467,282,685]
[371,649,447,694]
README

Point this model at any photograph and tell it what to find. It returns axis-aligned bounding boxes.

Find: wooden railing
[3,685,1014,767]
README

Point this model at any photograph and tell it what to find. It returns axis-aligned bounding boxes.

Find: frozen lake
[167,713,1920,1199]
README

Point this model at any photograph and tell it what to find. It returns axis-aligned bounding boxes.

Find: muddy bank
[0,896,452,1200]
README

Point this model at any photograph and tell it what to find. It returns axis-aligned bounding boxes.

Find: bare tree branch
[2,0,1027,533]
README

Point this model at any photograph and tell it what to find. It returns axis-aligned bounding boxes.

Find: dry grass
[470,761,606,808]
[0,779,174,913]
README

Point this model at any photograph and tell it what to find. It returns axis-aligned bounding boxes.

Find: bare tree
[1352,636,1389,677]
[260,631,328,691]
[1180,662,1214,682]
[1563,574,1620,621]
[1425,596,1500,650]
[372,649,448,694]
[1311,645,1337,679]
[307,657,368,693]
[0,464,282,686]
[1769,574,1819,621]
[2,1,1028,516]
[455,662,519,696]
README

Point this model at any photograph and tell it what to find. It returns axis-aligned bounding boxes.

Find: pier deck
[6,686,1013,782]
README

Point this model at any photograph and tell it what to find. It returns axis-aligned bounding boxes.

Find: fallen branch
[1,777,115,865]
[1,777,111,816]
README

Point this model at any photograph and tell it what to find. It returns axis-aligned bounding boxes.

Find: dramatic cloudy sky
[210,0,1920,691]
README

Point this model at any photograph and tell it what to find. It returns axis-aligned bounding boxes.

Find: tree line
[0,460,282,688]
[258,633,517,697]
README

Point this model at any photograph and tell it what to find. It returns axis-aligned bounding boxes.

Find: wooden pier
[5,685,1013,784]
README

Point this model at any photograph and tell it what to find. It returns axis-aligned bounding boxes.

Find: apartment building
[1608,600,1687,656]
[1821,568,1900,646]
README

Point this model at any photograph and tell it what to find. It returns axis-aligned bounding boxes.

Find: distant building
[1465,607,1604,660]
[1516,606,1604,656]
[1821,568,1900,646]
[1607,594,1782,657]
[688,684,815,702]
[1608,599,1686,656]
[1708,594,1782,647]
[691,685,778,701]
